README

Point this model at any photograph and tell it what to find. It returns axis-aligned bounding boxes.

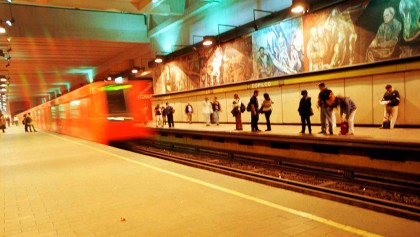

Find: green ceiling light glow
[53,82,71,92]
[67,67,95,83]
[100,85,132,91]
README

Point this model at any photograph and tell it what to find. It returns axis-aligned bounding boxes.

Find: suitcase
[340,122,348,135]
[382,120,390,129]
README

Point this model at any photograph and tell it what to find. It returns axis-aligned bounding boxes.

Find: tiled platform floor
[1,125,419,236]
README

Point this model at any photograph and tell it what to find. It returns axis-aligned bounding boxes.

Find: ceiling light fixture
[5,19,14,27]
[202,36,214,46]
[131,67,141,74]
[0,26,6,34]
[291,0,309,14]
[154,56,163,63]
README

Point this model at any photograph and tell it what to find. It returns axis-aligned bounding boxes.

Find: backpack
[240,103,246,113]
[246,102,252,112]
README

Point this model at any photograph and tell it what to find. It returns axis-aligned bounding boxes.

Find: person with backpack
[232,94,243,130]
[249,90,260,132]
[298,90,312,134]
[26,113,37,132]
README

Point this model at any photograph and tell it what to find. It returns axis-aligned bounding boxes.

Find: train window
[58,104,66,119]
[70,100,81,118]
[106,89,127,114]
[51,106,57,119]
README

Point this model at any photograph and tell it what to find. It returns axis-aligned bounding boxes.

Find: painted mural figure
[399,0,420,42]
[256,46,274,77]
[266,29,294,74]
[306,27,327,71]
[289,32,304,72]
[367,7,402,62]
[323,8,357,67]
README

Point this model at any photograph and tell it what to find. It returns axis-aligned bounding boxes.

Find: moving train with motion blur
[17,80,154,144]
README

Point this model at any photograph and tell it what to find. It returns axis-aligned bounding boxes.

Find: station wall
[151,68,420,126]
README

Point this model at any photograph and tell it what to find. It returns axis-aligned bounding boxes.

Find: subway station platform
[1,125,419,236]
[147,121,420,145]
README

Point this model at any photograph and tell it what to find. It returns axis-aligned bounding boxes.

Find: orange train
[17,80,154,144]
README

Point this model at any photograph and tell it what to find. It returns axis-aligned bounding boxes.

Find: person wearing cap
[317,83,334,135]
[381,84,400,128]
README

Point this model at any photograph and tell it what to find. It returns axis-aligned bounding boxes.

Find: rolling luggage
[382,120,391,129]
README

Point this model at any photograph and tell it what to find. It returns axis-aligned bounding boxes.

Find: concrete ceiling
[0,0,314,112]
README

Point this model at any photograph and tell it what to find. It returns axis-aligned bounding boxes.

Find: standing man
[165,102,175,128]
[185,102,193,124]
[250,90,260,132]
[212,97,221,126]
[202,97,213,126]
[381,84,400,128]
[318,83,334,135]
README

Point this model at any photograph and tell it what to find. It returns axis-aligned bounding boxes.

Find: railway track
[115,140,420,221]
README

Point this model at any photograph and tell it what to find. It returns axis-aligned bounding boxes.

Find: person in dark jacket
[298,90,312,134]
[165,102,175,128]
[381,84,400,128]
[317,82,334,135]
[250,90,260,132]
[335,96,357,135]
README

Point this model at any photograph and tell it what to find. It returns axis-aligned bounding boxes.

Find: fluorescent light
[70,100,81,106]
[155,57,163,63]
[114,76,123,84]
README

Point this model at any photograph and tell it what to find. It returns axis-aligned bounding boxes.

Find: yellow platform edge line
[51,133,383,237]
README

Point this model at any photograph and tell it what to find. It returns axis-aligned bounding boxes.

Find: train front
[94,80,155,143]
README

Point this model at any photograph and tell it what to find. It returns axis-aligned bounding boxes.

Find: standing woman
[260,93,274,131]
[0,111,6,133]
[298,90,312,134]
[233,94,243,130]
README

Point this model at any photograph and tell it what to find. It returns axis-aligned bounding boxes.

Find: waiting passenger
[381,84,400,128]
[13,116,18,126]
[161,106,167,126]
[212,97,221,126]
[317,83,334,135]
[334,96,357,135]
[0,111,6,133]
[27,113,37,132]
[250,90,260,132]
[260,93,273,131]
[185,103,193,124]
[232,94,243,130]
[165,103,175,128]
[202,97,213,126]
[298,90,312,134]
[154,104,163,127]
[23,114,30,132]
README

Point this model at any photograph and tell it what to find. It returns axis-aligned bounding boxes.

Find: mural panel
[153,0,420,94]
[153,36,252,95]
[252,18,304,78]
[360,0,420,62]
